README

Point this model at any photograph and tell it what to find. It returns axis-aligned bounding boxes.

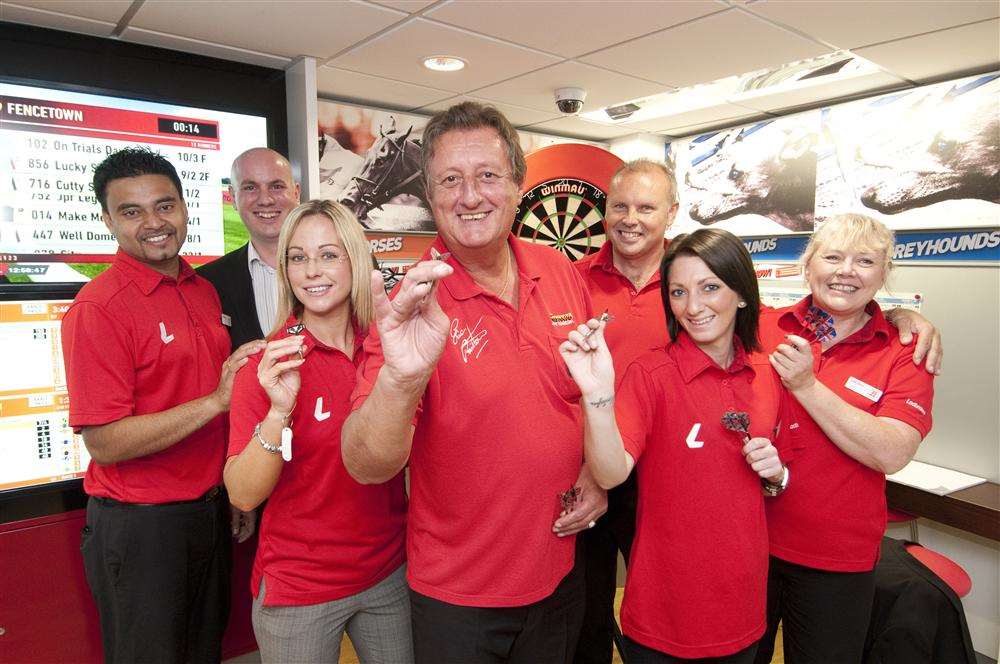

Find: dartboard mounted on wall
[515,144,623,261]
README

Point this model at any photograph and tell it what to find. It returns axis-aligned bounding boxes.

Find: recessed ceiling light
[423,56,466,72]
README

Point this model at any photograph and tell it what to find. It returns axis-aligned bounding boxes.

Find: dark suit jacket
[197,243,265,351]
[864,537,977,664]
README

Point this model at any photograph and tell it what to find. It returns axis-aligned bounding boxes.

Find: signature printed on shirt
[450,316,489,364]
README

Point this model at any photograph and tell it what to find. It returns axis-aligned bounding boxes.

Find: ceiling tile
[119,27,292,69]
[330,18,561,93]
[472,61,670,114]
[733,70,907,112]
[317,66,456,110]
[425,0,724,58]
[416,95,563,126]
[854,19,1000,83]
[3,0,132,23]
[745,1,999,50]
[580,8,827,87]
[130,0,407,59]
[525,116,638,140]
[371,0,437,12]
[1,3,117,36]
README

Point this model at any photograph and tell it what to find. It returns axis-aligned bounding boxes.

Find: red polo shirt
[759,297,935,572]
[352,235,591,607]
[615,332,785,659]
[62,250,231,503]
[574,241,670,385]
[229,318,406,606]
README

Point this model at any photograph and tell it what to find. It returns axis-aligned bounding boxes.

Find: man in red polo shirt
[342,102,606,663]
[572,159,678,664]
[61,147,262,663]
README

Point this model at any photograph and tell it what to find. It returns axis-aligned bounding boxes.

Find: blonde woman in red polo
[224,200,411,664]
[754,213,935,664]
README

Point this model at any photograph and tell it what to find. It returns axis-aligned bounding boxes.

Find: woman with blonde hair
[754,213,936,664]
[224,199,411,663]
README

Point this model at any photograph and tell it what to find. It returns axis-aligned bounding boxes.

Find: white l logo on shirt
[159,322,174,344]
[685,423,705,449]
[314,397,331,422]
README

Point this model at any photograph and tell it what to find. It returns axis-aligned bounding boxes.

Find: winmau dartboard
[514,144,623,262]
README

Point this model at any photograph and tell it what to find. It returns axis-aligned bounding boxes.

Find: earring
[737,301,747,308]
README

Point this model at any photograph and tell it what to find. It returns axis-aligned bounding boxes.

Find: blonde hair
[270,199,374,338]
[610,159,678,205]
[801,213,895,275]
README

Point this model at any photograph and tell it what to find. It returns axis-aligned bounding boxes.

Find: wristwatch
[761,465,789,497]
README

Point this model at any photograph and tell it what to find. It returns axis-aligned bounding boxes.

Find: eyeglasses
[285,250,350,269]
[433,171,511,192]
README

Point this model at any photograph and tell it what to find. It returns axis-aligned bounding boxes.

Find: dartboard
[514,178,607,261]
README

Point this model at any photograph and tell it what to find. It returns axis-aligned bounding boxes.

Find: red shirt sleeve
[62,301,136,429]
[228,354,270,458]
[616,361,656,462]
[873,341,935,437]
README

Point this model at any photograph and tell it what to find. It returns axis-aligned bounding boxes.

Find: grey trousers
[252,565,413,664]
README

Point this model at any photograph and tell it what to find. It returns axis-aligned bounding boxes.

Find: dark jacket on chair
[197,243,265,351]
[864,537,977,664]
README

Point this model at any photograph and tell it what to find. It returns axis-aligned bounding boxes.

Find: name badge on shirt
[844,376,883,402]
[221,314,232,327]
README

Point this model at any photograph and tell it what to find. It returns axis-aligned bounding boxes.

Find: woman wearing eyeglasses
[224,200,411,663]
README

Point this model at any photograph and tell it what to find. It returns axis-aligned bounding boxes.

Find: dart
[583,309,614,340]
[721,410,751,444]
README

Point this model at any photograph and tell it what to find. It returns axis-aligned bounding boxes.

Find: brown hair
[420,101,527,194]
[660,228,761,353]
[271,199,374,337]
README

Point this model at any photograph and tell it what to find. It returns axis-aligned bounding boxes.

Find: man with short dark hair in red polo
[342,102,607,664]
[572,159,678,664]
[62,147,263,663]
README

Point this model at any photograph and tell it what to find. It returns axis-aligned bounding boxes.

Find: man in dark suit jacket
[199,148,300,350]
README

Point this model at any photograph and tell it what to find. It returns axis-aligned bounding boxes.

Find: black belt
[93,485,223,507]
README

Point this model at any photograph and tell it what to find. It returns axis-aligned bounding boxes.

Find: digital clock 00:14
[156,118,219,139]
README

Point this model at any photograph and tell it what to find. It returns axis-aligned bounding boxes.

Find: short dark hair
[92,147,183,213]
[660,228,761,353]
[420,101,527,194]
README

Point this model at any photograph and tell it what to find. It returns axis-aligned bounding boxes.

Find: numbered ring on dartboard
[514,178,607,261]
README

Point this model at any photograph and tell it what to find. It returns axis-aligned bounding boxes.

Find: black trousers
[81,493,232,664]
[410,546,586,664]
[575,472,637,664]
[624,636,759,664]
[753,555,875,664]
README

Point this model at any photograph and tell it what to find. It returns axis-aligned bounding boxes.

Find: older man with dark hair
[342,102,606,663]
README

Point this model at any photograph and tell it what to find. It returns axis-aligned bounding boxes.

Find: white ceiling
[2,0,998,140]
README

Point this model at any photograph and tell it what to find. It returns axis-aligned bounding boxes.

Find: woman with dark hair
[754,213,936,664]
[224,200,411,663]
[561,228,789,663]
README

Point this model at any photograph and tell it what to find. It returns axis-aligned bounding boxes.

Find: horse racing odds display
[0,82,268,282]
[0,296,88,491]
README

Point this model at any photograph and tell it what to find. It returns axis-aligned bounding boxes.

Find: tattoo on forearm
[588,395,613,408]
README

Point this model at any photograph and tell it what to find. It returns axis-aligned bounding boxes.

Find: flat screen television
[0,22,286,521]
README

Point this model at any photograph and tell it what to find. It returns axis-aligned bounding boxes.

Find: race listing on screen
[0,299,90,491]
[0,82,267,282]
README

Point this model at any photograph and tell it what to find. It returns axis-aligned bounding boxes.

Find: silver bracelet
[253,422,282,455]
